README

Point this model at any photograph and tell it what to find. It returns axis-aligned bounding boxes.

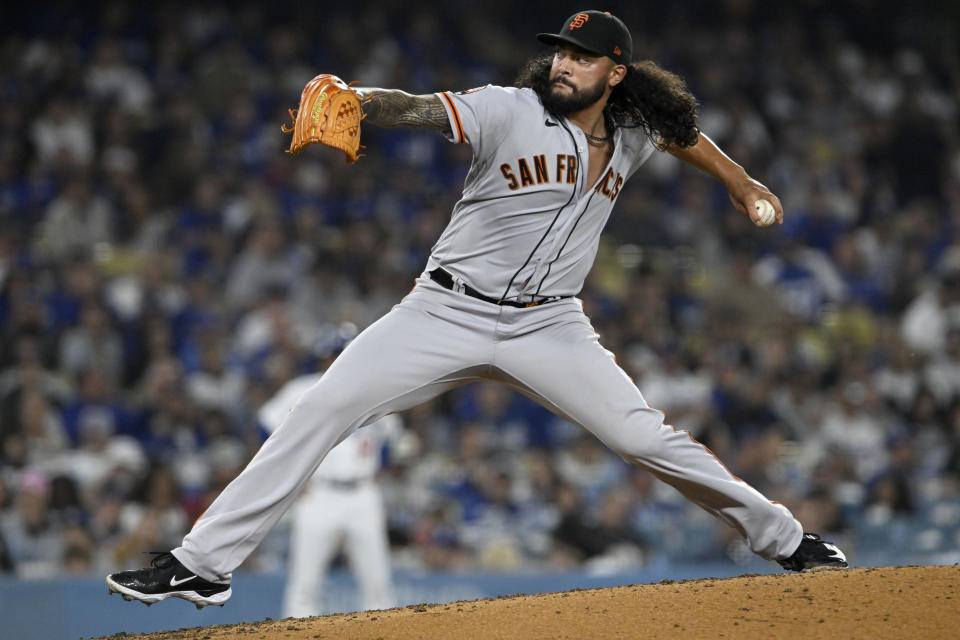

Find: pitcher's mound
[95,565,958,639]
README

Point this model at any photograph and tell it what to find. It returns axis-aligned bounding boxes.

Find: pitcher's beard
[542,77,606,116]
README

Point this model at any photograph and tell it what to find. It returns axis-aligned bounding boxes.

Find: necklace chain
[584,131,612,144]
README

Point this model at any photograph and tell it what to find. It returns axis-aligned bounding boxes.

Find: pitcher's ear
[609,64,627,88]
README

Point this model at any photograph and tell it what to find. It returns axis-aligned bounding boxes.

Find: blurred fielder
[258,337,399,616]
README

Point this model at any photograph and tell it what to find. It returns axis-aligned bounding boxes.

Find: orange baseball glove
[282,74,365,162]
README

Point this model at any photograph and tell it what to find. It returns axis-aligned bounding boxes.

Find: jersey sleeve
[436,85,515,155]
[621,127,659,179]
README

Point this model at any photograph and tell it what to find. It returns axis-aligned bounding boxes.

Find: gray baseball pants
[173,278,802,582]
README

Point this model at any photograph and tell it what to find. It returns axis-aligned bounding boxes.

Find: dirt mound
[93,565,958,640]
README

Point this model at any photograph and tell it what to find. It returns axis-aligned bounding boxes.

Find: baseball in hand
[754,199,776,226]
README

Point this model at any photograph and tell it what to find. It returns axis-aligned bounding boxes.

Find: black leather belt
[428,267,569,308]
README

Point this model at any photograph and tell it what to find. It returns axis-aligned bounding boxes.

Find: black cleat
[777,533,848,572]
[106,552,231,608]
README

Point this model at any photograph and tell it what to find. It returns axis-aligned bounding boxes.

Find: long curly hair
[514,54,700,149]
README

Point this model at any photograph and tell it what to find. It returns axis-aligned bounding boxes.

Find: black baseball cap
[537,10,633,66]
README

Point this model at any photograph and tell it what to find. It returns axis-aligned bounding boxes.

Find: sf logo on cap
[570,13,589,29]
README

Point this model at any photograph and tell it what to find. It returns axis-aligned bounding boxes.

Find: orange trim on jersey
[441,92,465,144]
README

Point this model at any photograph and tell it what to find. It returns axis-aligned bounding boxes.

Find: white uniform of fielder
[259,374,399,616]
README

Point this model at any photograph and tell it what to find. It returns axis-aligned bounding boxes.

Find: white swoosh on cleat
[823,543,846,561]
[170,574,197,587]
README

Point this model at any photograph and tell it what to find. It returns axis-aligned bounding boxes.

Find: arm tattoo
[359,89,452,135]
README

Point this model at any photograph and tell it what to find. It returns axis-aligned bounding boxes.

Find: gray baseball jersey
[172,84,803,583]
[428,85,654,301]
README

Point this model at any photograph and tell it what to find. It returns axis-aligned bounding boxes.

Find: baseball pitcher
[108,10,846,609]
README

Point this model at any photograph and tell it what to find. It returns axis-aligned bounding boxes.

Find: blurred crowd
[1,0,959,579]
